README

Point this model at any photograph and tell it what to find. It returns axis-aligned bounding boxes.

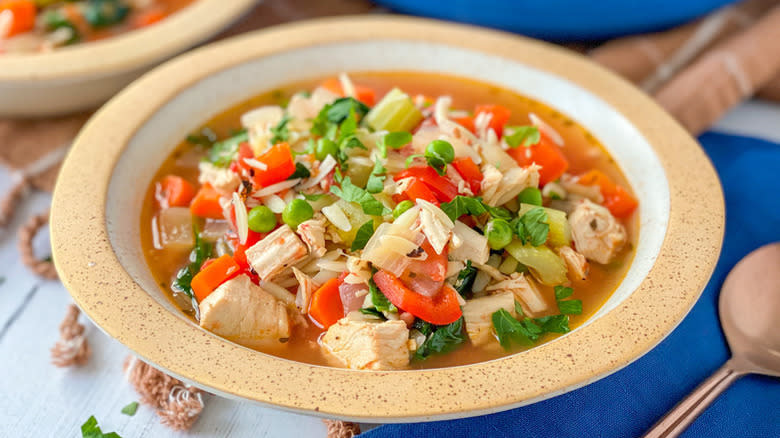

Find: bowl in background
[0,0,256,117]
[50,17,724,421]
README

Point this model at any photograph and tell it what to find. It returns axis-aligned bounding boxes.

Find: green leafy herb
[365,160,386,194]
[369,278,397,313]
[359,307,385,318]
[485,205,513,220]
[534,314,570,333]
[413,318,465,360]
[81,416,122,438]
[492,308,535,349]
[326,97,370,125]
[288,162,311,179]
[172,230,212,300]
[514,207,549,246]
[206,131,249,167]
[404,153,424,168]
[514,300,525,316]
[553,285,582,314]
[440,196,487,221]
[377,131,413,157]
[554,285,573,300]
[269,115,291,145]
[120,401,139,416]
[83,0,130,28]
[330,176,391,216]
[186,128,217,148]
[351,220,375,251]
[504,125,540,148]
[453,261,478,297]
[558,299,583,315]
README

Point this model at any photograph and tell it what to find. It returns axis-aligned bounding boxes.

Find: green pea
[486,218,513,250]
[282,199,314,229]
[393,200,414,219]
[425,139,455,164]
[315,138,339,161]
[518,187,543,206]
[247,206,277,233]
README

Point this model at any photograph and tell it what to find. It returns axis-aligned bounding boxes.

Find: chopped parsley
[413,318,465,360]
[350,220,375,251]
[554,285,583,315]
[365,160,386,194]
[440,195,487,221]
[81,416,122,438]
[269,115,291,144]
[205,131,248,167]
[120,401,139,416]
[330,175,391,216]
[513,207,549,246]
[504,125,540,148]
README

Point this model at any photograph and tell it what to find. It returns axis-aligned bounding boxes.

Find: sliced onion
[339,281,368,315]
[530,113,564,146]
[338,72,356,98]
[259,280,296,306]
[231,192,249,245]
[240,105,283,130]
[316,259,347,272]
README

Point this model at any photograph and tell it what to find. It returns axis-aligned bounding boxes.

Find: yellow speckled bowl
[0,0,256,117]
[50,17,724,422]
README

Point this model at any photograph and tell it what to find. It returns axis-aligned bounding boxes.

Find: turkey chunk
[199,274,290,348]
[245,224,308,280]
[568,199,627,264]
[480,164,541,206]
[558,246,589,281]
[321,316,411,370]
[198,161,240,194]
[462,292,515,346]
[296,214,327,257]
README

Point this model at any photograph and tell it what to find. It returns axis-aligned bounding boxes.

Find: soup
[141,72,638,370]
[0,0,194,53]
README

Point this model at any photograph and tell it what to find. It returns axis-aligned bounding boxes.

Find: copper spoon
[643,242,780,438]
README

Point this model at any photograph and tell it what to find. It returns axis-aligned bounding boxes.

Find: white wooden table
[1,101,778,437]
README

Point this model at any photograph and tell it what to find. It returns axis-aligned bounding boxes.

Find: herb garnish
[377,131,412,158]
[330,175,391,216]
[365,160,386,194]
[81,416,122,438]
[186,127,217,148]
[453,261,477,297]
[351,220,375,251]
[440,196,487,221]
[368,278,397,313]
[504,125,540,148]
[206,131,249,167]
[413,318,465,360]
[120,401,139,416]
[554,285,583,315]
[172,227,212,311]
[288,162,311,180]
[513,207,549,246]
[491,299,574,351]
[269,115,291,145]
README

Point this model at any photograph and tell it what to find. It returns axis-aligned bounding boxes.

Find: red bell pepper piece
[373,270,462,325]
[395,166,457,203]
[507,134,569,186]
[475,104,511,137]
[451,156,483,194]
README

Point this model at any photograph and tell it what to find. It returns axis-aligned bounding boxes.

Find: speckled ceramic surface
[50,17,724,422]
[0,0,255,117]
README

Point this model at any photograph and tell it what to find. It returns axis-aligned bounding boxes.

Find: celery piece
[505,240,567,286]
[332,199,379,245]
[498,255,519,275]
[363,88,423,132]
[518,203,571,247]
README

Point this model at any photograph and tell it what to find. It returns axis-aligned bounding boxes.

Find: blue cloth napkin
[363,132,780,438]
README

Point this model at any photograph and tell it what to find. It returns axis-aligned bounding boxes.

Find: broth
[141,72,637,369]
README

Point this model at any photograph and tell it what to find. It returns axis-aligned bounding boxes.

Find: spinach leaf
[553,285,582,315]
[206,131,249,167]
[453,261,477,297]
[81,416,122,438]
[492,308,535,349]
[534,314,570,333]
[414,318,465,360]
[368,278,396,313]
[172,231,212,300]
[351,220,375,251]
[359,308,385,318]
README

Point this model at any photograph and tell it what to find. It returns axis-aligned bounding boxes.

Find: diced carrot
[252,142,296,188]
[452,115,475,133]
[132,8,166,28]
[190,183,224,219]
[578,170,638,217]
[319,77,376,106]
[191,255,241,302]
[0,0,36,37]
[451,156,483,194]
[475,104,511,137]
[507,134,569,185]
[308,276,345,329]
[156,175,195,208]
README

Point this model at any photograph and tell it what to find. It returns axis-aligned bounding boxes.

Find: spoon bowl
[645,242,780,438]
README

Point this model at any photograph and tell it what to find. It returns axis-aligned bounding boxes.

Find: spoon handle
[643,359,746,438]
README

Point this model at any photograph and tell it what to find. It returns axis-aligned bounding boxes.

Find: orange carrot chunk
[156,175,195,208]
[190,183,224,219]
[577,170,638,218]
[507,134,569,186]
[0,0,36,37]
[191,255,241,302]
[308,276,345,329]
[319,77,377,106]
